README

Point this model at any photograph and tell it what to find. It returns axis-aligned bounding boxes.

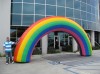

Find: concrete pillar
[0,0,11,53]
[99,32,100,44]
[42,35,48,55]
[72,38,78,52]
[90,31,95,47]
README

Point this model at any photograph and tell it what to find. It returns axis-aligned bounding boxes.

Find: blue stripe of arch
[26,25,89,62]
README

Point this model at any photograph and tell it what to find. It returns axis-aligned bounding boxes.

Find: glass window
[17,29,25,37]
[95,8,98,15]
[87,13,91,21]
[10,29,17,37]
[87,0,91,4]
[35,0,45,4]
[91,7,95,14]
[23,3,34,14]
[48,32,54,47]
[57,0,65,6]
[81,0,87,3]
[11,15,21,25]
[91,14,95,22]
[87,21,92,29]
[46,5,56,15]
[10,37,16,42]
[35,15,45,22]
[23,0,34,3]
[35,4,45,15]
[81,2,86,11]
[11,0,22,2]
[95,15,98,22]
[74,0,80,10]
[91,22,96,30]
[87,5,91,13]
[23,15,34,25]
[46,0,56,5]
[66,0,73,8]
[66,8,73,17]
[57,7,65,16]
[90,0,94,6]
[75,19,81,26]
[82,20,87,29]
[81,11,86,20]
[74,0,81,1]
[74,9,81,19]
[94,0,99,8]
[11,3,22,13]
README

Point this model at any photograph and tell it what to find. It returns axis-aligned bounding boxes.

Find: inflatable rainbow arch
[14,16,92,62]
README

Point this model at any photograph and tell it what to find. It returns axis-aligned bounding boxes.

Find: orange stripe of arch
[14,16,53,61]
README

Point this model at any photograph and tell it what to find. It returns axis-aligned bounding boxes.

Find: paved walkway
[0,50,100,74]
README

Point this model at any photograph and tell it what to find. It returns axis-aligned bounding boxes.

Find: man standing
[3,37,15,64]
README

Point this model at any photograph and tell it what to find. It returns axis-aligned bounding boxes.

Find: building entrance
[54,36,60,49]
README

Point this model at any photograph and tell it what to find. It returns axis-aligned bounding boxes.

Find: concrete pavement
[0,50,100,74]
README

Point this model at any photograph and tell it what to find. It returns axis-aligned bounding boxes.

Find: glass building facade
[10,0,100,49]
[11,0,99,29]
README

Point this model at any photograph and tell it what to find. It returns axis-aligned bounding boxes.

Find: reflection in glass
[57,0,65,6]
[11,0,22,2]
[81,0,87,3]
[66,8,73,17]
[35,4,45,15]
[66,0,73,8]
[91,7,95,14]
[35,15,45,22]
[46,0,56,5]
[48,32,54,47]
[10,29,16,37]
[23,0,34,3]
[17,29,25,37]
[74,10,81,19]
[87,5,91,13]
[81,2,86,11]
[23,3,34,14]
[57,7,65,16]
[46,5,56,15]
[11,15,21,25]
[23,15,33,25]
[81,11,86,20]
[35,0,45,4]
[82,20,87,29]
[74,1,80,10]
[12,3,22,13]
[75,19,81,26]
[87,13,91,21]
[87,0,91,4]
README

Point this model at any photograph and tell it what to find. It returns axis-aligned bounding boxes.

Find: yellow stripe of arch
[17,17,86,61]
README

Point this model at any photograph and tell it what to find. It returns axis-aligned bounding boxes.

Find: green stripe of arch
[21,21,92,61]
[21,21,91,61]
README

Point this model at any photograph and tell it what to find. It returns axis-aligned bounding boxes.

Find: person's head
[6,37,10,41]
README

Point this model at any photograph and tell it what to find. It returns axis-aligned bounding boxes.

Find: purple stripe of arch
[25,26,86,62]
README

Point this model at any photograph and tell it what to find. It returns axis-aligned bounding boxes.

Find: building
[0,0,100,54]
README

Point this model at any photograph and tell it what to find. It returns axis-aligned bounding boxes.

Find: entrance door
[54,36,60,49]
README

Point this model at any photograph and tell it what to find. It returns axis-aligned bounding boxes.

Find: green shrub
[92,46,100,50]
[0,53,1,57]
[62,45,73,52]
[32,47,42,55]
[48,47,61,54]
[92,43,100,50]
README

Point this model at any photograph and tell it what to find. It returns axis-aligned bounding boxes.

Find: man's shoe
[6,63,8,65]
